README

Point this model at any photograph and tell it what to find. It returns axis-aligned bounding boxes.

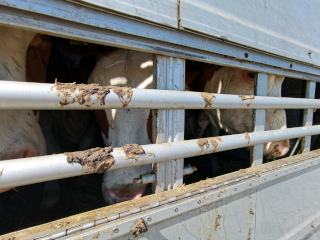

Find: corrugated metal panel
[67,0,178,28]
[181,0,320,66]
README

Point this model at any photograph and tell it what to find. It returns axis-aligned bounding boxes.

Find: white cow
[193,66,289,158]
[89,49,153,204]
[0,26,46,193]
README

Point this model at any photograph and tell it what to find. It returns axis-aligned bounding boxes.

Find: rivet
[234,188,237,191]
[113,228,119,233]
[174,208,178,212]
[275,173,278,176]
[147,217,152,222]
[311,162,314,164]
[308,50,312,55]
[198,200,201,204]
[264,177,267,180]
[217,193,221,197]
[249,183,252,186]
[295,167,297,170]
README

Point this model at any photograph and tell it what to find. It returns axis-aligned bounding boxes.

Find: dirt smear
[215,212,221,231]
[247,228,253,240]
[201,92,215,108]
[208,138,219,152]
[123,144,145,160]
[133,218,148,237]
[66,147,114,174]
[197,139,209,152]
[111,86,133,107]
[244,132,250,144]
[54,83,110,107]
[239,95,255,107]
[53,83,133,108]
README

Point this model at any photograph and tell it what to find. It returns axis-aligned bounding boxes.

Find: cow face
[89,49,154,204]
[202,67,289,158]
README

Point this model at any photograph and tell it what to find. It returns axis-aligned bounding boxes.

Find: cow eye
[243,70,256,82]
[247,71,255,79]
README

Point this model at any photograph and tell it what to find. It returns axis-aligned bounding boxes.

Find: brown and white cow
[187,62,289,158]
[88,49,153,204]
[90,51,289,204]
[0,26,47,193]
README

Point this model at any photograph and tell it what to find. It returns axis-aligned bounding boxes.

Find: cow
[186,61,289,159]
[0,26,47,193]
[88,49,153,204]
[89,51,289,204]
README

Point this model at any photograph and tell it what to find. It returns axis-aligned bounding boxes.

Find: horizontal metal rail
[1,125,320,189]
[0,81,320,110]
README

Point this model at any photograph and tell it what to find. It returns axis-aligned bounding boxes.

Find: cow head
[201,66,289,158]
[0,27,48,193]
[88,49,153,204]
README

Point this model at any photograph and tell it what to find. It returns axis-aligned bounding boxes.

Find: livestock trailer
[1,0,320,239]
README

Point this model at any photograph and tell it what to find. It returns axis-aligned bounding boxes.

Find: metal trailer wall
[0,0,320,239]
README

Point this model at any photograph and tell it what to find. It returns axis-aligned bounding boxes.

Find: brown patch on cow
[123,144,145,160]
[197,139,209,152]
[94,110,109,139]
[208,137,219,152]
[147,110,152,143]
[239,95,255,107]
[66,147,114,174]
[201,92,215,108]
[111,86,134,108]
[244,132,250,144]
[133,218,148,237]
[54,83,110,107]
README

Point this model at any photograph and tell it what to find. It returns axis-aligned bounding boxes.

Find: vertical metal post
[251,72,268,166]
[301,81,316,152]
[152,55,185,192]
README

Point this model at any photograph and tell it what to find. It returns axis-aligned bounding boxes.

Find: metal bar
[2,125,320,189]
[153,56,185,192]
[1,0,320,81]
[1,81,320,110]
[251,73,268,166]
[301,81,316,152]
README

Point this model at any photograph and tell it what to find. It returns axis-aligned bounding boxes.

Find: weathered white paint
[181,0,320,66]
[67,0,178,28]
[153,55,185,192]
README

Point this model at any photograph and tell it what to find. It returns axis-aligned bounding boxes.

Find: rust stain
[197,139,209,152]
[244,132,250,144]
[123,144,145,160]
[66,147,114,174]
[247,228,253,240]
[214,212,221,231]
[133,218,148,237]
[0,167,4,176]
[249,209,254,215]
[201,92,215,108]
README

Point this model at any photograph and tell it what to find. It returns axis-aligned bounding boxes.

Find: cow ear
[26,34,52,83]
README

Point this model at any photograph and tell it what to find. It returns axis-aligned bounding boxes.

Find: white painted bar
[251,73,268,166]
[153,56,185,192]
[301,81,316,153]
[2,125,320,189]
[0,80,320,110]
